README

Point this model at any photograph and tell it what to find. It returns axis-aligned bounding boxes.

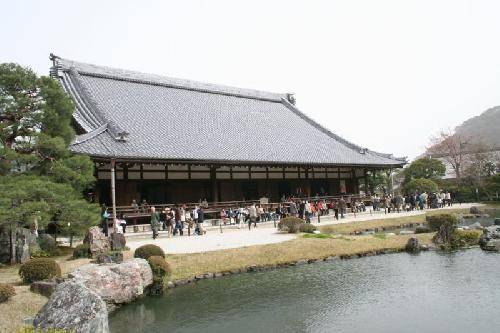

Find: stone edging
[166,246,432,289]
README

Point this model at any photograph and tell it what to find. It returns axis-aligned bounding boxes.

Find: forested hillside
[455,106,500,148]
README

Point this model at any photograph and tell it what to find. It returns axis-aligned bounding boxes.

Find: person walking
[150,206,160,239]
[332,200,339,220]
[304,201,312,223]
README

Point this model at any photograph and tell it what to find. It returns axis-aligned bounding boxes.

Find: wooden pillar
[210,166,218,203]
[364,168,368,195]
[110,158,117,232]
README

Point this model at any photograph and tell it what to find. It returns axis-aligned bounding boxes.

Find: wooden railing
[111,194,373,222]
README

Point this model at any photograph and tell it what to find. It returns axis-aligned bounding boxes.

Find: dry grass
[167,233,434,281]
[0,253,92,333]
[319,208,469,235]
[0,285,47,333]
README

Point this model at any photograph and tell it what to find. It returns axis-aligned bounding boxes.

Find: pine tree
[0,63,100,251]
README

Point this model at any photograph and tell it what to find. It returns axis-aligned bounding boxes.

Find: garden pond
[110,247,500,333]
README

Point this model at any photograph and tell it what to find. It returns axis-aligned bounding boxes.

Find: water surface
[110,249,500,333]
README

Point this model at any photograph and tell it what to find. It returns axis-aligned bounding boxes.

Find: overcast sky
[2,0,500,160]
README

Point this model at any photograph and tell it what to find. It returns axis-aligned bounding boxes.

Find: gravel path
[126,203,480,254]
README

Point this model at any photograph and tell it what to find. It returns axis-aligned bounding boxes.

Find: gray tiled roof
[51,55,405,167]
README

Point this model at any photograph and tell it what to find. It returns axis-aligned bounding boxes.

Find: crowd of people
[99,191,453,239]
[371,191,453,213]
[149,204,207,239]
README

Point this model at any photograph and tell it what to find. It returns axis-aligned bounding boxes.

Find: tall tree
[0,63,99,259]
[404,158,446,183]
[427,130,471,182]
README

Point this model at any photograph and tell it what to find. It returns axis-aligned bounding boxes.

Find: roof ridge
[51,55,288,103]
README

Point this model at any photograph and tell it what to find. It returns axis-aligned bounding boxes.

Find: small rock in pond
[405,237,421,253]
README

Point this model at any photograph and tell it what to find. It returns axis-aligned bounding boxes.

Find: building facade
[50,54,405,209]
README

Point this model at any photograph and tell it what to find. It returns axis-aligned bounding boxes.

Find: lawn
[319,208,469,235]
[166,233,434,281]
[0,252,92,333]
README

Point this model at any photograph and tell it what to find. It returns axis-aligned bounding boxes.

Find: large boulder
[0,228,10,264]
[0,227,38,264]
[110,232,126,251]
[30,278,65,297]
[469,206,483,215]
[405,237,421,253]
[479,225,500,251]
[83,226,110,258]
[69,258,153,307]
[33,281,108,333]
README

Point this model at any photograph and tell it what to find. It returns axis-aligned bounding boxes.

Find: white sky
[2,0,500,160]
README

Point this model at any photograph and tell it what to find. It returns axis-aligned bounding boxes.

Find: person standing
[248,203,258,230]
[101,204,109,237]
[290,201,298,217]
[165,208,173,237]
[173,205,183,236]
[304,201,312,223]
[150,206,160,239]
[180,205,186,232]
[197,206,205,235]
[131,199,139,213]
[237,206,245,229]
[339,197,346,219]
[220,208,227,226]
[192,206,199,234]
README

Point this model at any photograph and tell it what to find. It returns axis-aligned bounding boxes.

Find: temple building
[50,54,405,208]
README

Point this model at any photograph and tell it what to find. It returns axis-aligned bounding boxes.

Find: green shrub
[452,229,481,247]
[134,244,165,260]
[30,249,51,258]
[299,223,317,233]
[415,226,431,234]
[147,255,171,295]
[0,283,16,303]
[72,244,91,259]
[426,214,458,231]
[404,178,439,193]
[277,217,304,233]
[148,255,171,281]
[18,258,61,284]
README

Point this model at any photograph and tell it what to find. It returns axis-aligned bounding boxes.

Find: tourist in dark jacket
[339,197,346,218]
[173,205,183,236]
[101,204,109,237]
[197,206,205,235]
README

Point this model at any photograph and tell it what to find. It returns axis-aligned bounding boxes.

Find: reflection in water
[110,249,500,333]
